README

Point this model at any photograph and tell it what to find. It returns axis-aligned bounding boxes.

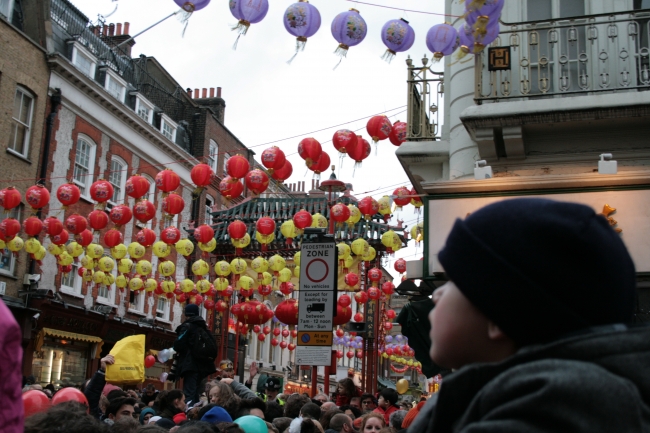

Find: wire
[345,0,462,17]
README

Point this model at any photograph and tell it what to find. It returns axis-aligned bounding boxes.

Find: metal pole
[311,366,318,397]
[233,325,240,379]
[115,11,178,48]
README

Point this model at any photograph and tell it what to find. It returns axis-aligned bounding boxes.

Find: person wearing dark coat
[410,198,650,433]
[173,304,217,405]
[84,354,115,420]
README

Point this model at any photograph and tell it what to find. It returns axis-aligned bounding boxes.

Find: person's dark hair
[111,416,140,433]
[176,420,219,433]
[197,403,218,420]
[337,379,356,397]
[300,403,321,420]
[216,421,246,433]
[107,389,129,401]
[232,397,266,419]
[266,421,280,433]
[339,405,361,420]
[309,399,322,407]
[45,384,55,392]
[300,418,317,433]
[25,403,109,433]
[106,397,137,418]
[137,426,169,433]
[379,389,398,406]
[388,410,407,430]
[360,393,376,405]
[319,409,343,431]
[378,427,396,433]
[283,394,311,418]
[209,382,241,418]
[158,389,185,417]
[272,417,293,433]
[264,401,284,422]
[146,383,156,391]
[329,414,352,432]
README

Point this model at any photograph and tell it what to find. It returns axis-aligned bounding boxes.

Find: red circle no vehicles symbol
[305,258,329,283]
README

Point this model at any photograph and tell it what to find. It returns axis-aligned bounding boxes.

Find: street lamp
[318,166,347,235]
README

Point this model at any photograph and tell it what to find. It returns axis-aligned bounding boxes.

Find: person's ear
[487,321,508,340]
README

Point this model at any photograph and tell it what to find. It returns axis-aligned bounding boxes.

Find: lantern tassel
[287,37,308,64]
[352,161,362,177]
[381,49,396,64]
[175,8,192,37]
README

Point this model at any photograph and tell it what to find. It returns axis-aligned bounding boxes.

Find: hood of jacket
[175,315,207,333]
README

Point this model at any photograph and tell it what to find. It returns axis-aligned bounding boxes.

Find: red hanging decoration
[261,147,286,174]
[50,229,69,246]
[333,304,352,325]
[366,115,393,143]
[293,210,312,230]
[358,196,379,220]
[271,338,279,347]
[65,214,88,235]
[133,200,156,223]
[298,137,322,169]
[227,220,247,240]
[381,281,395,295]
[191,163,214,189]
[226,155,250,180]
[125,175,151,199]
[88,210,109,231]
[310,151,331,180]
[77,229,93,247]
[56,183,81,208]
[279,282,294,296]
[389,121,407,146]
[43,217,63,237]
[347,136,371,171]
[219,176,244,200]
[256,217,275,236]
[25,185,50,210]
[271,160,293,182]
[368,267,382,283]
[338,294,351,307]
[103,229,123,248]
[354,290,368,304]
[344,272,359,289]
[155,169,181,193]
[394,258,407,274]
[354,312,364,322]
[136,228,156,247]
[367,287,381,300]
[0,218,20,241]
[245,169,270,195]
[109,205,133,226]
[194,224,215,244]
[162,193,185,216]
[0,187,22,210]
[161,226,181,245]
[332,129,359,155]
[89,180,114,203]
[274,298,299,325]
[23,217,43,237]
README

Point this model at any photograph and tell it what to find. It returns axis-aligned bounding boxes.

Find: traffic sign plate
[298,242,337,338]
[296,346,332,366]
[298,331,333,346]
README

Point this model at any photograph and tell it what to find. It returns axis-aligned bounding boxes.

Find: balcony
[406,56,443,142]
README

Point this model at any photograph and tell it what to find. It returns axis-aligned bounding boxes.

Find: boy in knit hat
[409,198,650,433]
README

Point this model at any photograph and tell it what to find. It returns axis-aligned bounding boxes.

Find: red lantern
[56,183,81,207]
[333,304,352,325]
[368,267,382,282]
[77,229,93,247]
[60,264,73,274]
[346,351,354,359]
[298,137,322,168]
[191,163,214,187]
[336,350,344,359]
[280,341,288,349]
[155,169,180,193]
[384,322,393,331]
[288,343,296,352]
[88,210,109,231]
[344,273,359,288]
[109,205,133,226]
[223,286,234,298]
[256,217,275,236]
[133,200,156,223]
[354,312,364,322]
[394,258,407,274]
[103,229,123,248]
[282,329,290,338]
[389,121,408,146]
[271,338,279,347]
[176,293,187,303]
[348,136,371,166]
[381,281,395,295]
[0,187,22,210]
[219,176,244,200]
[226,220,246,241]
[226,155,250,180]
[65,214,88,235]
[392,186,411,208]
[89,180,114,203]
[252,325,261,333]
[43,217,63,237]
[279,282,294,296]
[261,147,286,174]
[355,350,363,359]
[0,218,20,240]
[162,193,185,216]
[310,152,331,177]
[358,197,379,219]
[274,299,299,326]
[331,203,351,224]
[51,229,69,245]
[258,285,273,297]
[291,329,298,338]
[23,217,43,237]
[273,328,281,337]
[332,129,359,155]
[386,309,396,320]
[335,328,344,337]
[136,228,156,247]
[367,287,380,300]
[194,224,215,244]
[293,210,312,230]
[25,185,50,210]
[272,160,293,182]
[215,300,229,312]
[245,169,269,195]
[263,326,271,335]
[161,226,181,245]
[126,175,150,199]
[354,290,368,304]
[366,115,393,143]
[338,294,351,308]
[240,288,253,298]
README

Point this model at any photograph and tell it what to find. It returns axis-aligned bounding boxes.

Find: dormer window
[0,0,15,19]
[105,70,127,102]
[71,42,97,78]
[134,95,154,124]
[160,114,177,142]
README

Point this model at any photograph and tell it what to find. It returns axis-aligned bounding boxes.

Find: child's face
[377,395,388,409]
[428,281,493,369]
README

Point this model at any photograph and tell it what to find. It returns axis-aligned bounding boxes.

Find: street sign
[296,346,333,366]
[298,331,333,346]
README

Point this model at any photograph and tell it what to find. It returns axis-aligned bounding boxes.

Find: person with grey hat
[172,304,217,405]
[409,198,650,433]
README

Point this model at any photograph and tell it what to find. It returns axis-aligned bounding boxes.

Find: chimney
[116,23,122,36]
[217,87,222,98]
[209,88,215,98]
[194,88,200,99]
[187,88,193,98]
[108,23,115,36]
[193,86,226,123]
[124,22,130,34]
[101,22,135,57]
[202,88,208,98]
[102,25,108,36]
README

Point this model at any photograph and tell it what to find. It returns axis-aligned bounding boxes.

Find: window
[60,258,82,295]
[105,71,126,102]
[135,96,154,124]
[0,0,15,19]
[160,115,177,142]
[208,140,218,172]
[71,44,97,78]
[205,194,214,225]
[223,153,230,176]
[0,207,19,276]
[73,136,96,196]
[129,290,145,313]
[526,0,585,21]
[8,87,34,157]
[108,157,127,204]
[156,297,170,321]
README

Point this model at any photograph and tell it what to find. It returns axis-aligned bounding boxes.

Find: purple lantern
[465,0,505,16]
[174,0,211,12]
[426,23,459,60]
[229,0,269,48]
[331,9,368,58]
[284,0,322,58]
[459,21,499,55]
[380,18,416,63]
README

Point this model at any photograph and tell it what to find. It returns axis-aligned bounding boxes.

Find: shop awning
[43,328,103,343]
[377,377,396,390]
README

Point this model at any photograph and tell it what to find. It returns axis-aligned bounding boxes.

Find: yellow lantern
[175,238,194,257]
[180,279,195,293]
[103,273,115,286]
[392,237,402,252]
[129,277,144,291]
[118,258,134,274]
[293,266,300,278]
[260,272,272,285]
[239,275,254,290]
[215,260,231,277]
[280,220,297,240]
[199,238,217,253]
[86,243,104,259]
[7,237,24,253]
[47,243,63,256]
[268,254,286,272]
[337,243,351,260]
[294,251,301,266]
[158,260,176,277]
[407,359,414,367]
[311,213,328,229]
[251,257,269,275]
[136,260,153,276]
[153,241,172,258]
[81,268,94,282]
[192,259,209,276]
[128,242,145,259]
[362,246,376,262]
[381,230,398,249]
[98,256,115,273]
[347,205,361,226]
[25,238,41,255]
[230,258,247,275]
[214,277,229,291]
[115,274,128,288]
[278,268,292,283]
[196,279,211,294]
[80,256,95,269]
[33,246,46,261]
[232,233,251,249]
[382,352,389,359]
[378,195,392,221]
[65,241,83,258]
[0,239,4,250]
[351,238,369,256]
[144,278,158,292]
[93,270,106,284]
[161,280,175,293]
[410,222,424,244]
[57,252,73,266]
[343,256,354,270]
[110,243,127,259]
[255,230,274,248]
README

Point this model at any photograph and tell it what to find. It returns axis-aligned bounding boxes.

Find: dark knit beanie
[438,198,636,346]
[185,304,199,317]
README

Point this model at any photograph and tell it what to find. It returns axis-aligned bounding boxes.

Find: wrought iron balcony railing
[475,9,650,103]
[406,56,443,141]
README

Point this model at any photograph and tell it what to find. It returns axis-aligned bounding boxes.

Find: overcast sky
[69,0,447,279]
